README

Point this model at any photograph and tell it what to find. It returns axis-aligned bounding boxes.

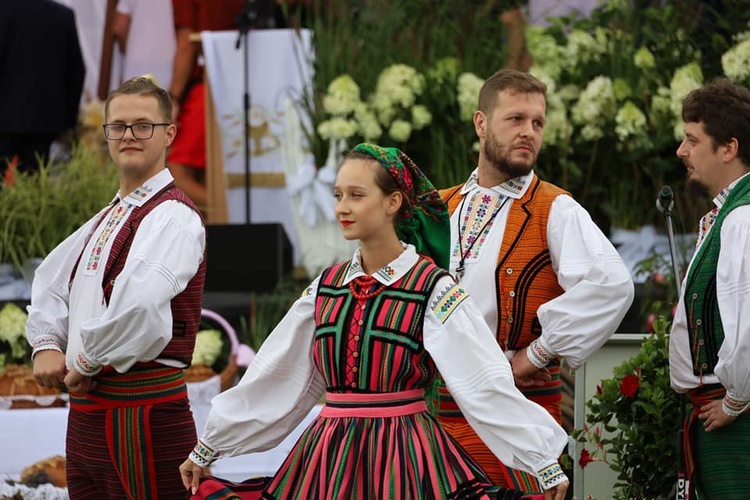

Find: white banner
[201,29,314,265]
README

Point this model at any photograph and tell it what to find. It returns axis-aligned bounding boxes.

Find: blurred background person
[111,0,176,89]
[0,0,85,182]
[167,0,245,210]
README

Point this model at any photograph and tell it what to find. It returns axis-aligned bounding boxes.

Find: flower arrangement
[317,62,479,140]
[192,329,224,367]
[524,1,713,233]
[301,1,750,235]
[0,302,31,372]
[570,315,683,499]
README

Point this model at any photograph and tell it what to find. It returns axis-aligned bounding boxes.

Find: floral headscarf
[351,143,450,270]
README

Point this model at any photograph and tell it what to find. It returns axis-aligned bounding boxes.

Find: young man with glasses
[26,75,207,499]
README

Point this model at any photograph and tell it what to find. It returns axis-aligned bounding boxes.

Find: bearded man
[436,68,635,495]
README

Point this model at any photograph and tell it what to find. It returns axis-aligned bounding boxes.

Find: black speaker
[204,223,292,293]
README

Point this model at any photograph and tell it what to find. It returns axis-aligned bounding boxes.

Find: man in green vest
[669,77,750,498]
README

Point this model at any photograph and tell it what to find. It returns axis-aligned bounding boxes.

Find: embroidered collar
[343,243,418,285]
[715,172,750,210]
[114,169,173,207]
[460,169,533,199]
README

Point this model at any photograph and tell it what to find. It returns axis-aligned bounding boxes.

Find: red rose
[579,449,595,468]
[620,374,640,398]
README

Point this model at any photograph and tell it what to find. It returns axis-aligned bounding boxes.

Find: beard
[483,129,536,179]
[686,176,709,197]
[684,161,709,197]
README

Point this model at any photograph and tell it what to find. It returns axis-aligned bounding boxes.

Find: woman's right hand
[179,457,204,495]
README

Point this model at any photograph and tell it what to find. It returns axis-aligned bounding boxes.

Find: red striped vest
[72,183,207,365]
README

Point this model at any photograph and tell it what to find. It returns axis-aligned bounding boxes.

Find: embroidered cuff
[74,351,102,377]
[527,338,554,369]
[722,395,750,417]
[189,440,216,468]
[31,335,64,356]
[537,461,567,490]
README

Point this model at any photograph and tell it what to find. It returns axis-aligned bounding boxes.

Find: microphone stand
[235,0,259,224]
[656,185,681,296]
[656,185,689,500]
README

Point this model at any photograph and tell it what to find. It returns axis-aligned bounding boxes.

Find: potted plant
[571,315,683,499]
[0,142,118,299]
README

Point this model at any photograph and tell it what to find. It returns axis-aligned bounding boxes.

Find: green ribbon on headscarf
[352,143,450,270]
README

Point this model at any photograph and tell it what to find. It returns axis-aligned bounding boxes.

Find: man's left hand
[64,369,97,393]
[698,399,736,431]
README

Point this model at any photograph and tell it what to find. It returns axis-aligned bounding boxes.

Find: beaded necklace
[349,275,386,300]
[454,193,509,281]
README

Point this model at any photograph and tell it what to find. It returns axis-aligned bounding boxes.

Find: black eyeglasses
[102,122,170,140]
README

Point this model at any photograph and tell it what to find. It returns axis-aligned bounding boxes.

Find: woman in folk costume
[179,143,570,499]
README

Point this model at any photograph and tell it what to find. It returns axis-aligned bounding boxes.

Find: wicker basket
[0,363,66,410]
[184,308,255,392]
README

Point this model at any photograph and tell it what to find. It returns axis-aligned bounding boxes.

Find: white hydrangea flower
[389,119,413,142]
[428,57,460,86]
[613,78,632,101]
[722,38,750,85]
[317,117,359,140]
[669,62,703,119]
[192,329,223,367]
[322,74,361,115]
[571,76,617,128]
[372,64,425,115]
[525,27,563,81]
[565,29,604,67]
[634,46,656,69]
[354,103,383,141]
[581,123,604,141]
[544,107,573,147]
[0,303,27,345]
[411,105,432,129]
[557,84,581,103]
[529,67,557,95]
[615,101,648,140]
[457,72,484,121]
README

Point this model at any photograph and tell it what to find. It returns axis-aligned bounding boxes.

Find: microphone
[656,185,674,214]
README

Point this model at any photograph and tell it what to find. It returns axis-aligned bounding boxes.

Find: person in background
[26,76,207,499]
[436,68,634,495]
[167,0,245,210]
[179,143,570,500]
[111,0,176,89]
[669,77,750,498]
[0,0,85,181]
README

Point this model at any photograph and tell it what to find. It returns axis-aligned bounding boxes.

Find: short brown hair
[105,75,173,122]
[682,77,750,166]
[477,69,547,115]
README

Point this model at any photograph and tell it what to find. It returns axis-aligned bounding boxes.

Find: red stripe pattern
[66,364,196,499]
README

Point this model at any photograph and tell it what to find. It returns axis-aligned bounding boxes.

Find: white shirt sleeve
[424,276,568,481]
[25,208,109,352]
[539,195,635,370]
[78,201,205,372]
[198,280,326,460]
[116,0,135,16]
[715,206,750,404]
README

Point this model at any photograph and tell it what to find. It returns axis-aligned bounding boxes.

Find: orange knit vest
[440,174,567,351]
[437,174,569,491]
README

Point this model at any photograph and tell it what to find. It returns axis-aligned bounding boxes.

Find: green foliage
[300,0,510,186]
[246,274,305,351]
[571,318,684,499]
[0,143,118,274]
[301,0,750,233]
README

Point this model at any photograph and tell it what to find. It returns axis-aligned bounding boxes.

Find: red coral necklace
[349,275,386,300]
